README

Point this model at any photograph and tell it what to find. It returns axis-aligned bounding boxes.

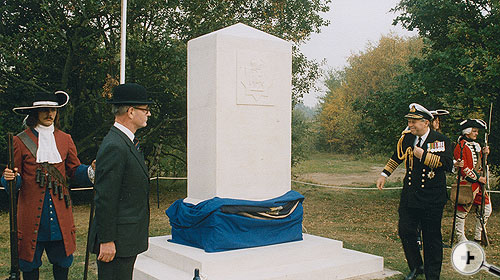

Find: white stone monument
[133,23,387,280]
[186,22,291,203]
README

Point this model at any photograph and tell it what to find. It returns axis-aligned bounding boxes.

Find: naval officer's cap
[405,103,433,120]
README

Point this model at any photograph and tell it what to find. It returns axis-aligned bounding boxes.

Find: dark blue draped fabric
[166,190,304,252]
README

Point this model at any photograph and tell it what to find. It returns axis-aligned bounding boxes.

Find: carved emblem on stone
[237,50,274,106]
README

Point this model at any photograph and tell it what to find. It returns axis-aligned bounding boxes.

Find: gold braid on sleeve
[424,153,442,168]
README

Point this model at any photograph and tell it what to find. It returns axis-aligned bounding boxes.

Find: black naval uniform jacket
[89,126,150,257]
[383,129,453,209]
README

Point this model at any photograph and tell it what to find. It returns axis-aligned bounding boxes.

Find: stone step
[133,234,383,280]
[142,234,344,274]
[134,254,192,280]
[223,248,383,280]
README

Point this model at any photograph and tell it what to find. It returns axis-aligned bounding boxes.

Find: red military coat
[454,138,490,212]
[14,128,80,262]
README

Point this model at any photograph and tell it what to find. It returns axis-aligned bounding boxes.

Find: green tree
[319,35,423,152]
[0,0,330,173]
[392,0,500,176]
[292,103,319,165]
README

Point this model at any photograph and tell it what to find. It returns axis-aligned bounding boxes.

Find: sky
[299,0,418,107]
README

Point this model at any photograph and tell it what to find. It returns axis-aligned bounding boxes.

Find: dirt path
[295,165,406,187]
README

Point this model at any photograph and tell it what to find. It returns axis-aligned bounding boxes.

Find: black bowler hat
[13,91,69,115]
[460,119,487,130]
[405,103,433,120]
[107,83,153,104]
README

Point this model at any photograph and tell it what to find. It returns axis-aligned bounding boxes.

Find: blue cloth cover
[166,190,304,252]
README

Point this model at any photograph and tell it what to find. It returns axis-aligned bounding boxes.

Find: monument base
[133,234,384,280]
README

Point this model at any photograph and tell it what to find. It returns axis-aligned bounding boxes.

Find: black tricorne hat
[405,103,433,120]
[460,119,487,130]
[107,83,153,105]
[12,91,69,115]
[430,109,450,117]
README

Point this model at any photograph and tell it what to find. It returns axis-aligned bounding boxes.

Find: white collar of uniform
[114,122,135,143]
[415,127,431,146]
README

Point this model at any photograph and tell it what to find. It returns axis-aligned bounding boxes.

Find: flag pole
[120,0,127,84]
[84,2,128,279]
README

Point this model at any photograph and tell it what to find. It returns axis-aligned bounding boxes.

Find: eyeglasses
[132,106,151,114]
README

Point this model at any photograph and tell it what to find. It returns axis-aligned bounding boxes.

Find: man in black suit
[89,83,152,280]
[376,103,453,280]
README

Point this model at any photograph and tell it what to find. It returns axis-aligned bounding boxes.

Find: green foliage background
[318,0,499,183]
[0,0,330,174]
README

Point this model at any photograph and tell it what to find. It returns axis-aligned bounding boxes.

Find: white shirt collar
[114,122,135,142]
[415,127,430,147]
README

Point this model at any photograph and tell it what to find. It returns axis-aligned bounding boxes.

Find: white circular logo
[451,241,485,275]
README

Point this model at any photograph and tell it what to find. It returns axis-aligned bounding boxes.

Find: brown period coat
[14,128,81,262]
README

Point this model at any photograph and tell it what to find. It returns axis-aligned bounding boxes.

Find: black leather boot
[53,264,69,280]
[22,268,39,280]
[404,265,424,280]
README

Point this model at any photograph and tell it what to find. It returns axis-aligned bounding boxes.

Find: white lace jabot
[35,124,62,164]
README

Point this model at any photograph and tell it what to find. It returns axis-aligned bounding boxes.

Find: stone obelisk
[186,23,291,203]
[133,23,386,280]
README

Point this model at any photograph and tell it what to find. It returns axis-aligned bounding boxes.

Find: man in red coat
[454,119,491,243]
[2,91,95,280]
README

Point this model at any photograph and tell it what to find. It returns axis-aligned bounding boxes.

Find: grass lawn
[0,152,498,279]
[293,152,500,280]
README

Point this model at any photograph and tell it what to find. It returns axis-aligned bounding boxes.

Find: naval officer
[376,103,453,280]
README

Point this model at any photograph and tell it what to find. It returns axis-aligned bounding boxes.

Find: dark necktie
[416,137,422,148]
[133,138,140,151]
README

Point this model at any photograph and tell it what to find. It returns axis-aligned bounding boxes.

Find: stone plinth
[133,234,384,280]
[187,23,292,203]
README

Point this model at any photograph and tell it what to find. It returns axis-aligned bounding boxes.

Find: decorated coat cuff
[423,151,442,168]
[74,164,93,186]
[463,167,479,183]
[383,159,399,177]
[1,174,22,192]
[87,166,95,185]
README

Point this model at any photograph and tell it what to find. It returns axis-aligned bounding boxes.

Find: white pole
[120,0,127,84]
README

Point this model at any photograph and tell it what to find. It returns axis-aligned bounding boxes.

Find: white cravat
[35,124,62,164]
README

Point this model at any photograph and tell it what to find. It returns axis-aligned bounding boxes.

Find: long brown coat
[14,128,81,262]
